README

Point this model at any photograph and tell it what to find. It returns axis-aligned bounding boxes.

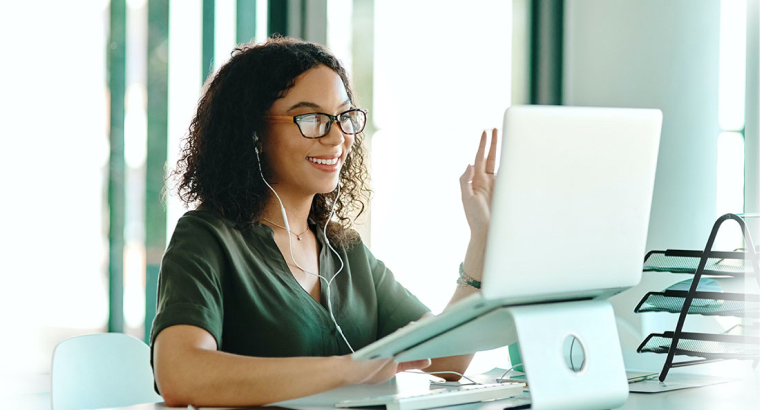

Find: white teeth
[308,157,338,165]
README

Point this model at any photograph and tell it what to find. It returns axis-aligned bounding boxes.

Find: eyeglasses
[265,108,368,139]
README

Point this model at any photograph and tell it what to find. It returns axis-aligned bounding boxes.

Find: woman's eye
[300,115,320,124]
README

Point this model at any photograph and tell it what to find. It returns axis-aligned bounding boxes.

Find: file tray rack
[638,331,760,361]
[634,290,759,318]
[634,213,760,382]
[644,249,753,276]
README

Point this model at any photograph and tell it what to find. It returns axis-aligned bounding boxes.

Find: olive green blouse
[149,208,430,360]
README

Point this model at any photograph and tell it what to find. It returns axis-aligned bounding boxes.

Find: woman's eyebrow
[286,99,352,112]
[287,101,321,112]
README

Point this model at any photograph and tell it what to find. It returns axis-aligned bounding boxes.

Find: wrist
[457,262,482,289]
[463,237,487,281]
[333,355,357,386]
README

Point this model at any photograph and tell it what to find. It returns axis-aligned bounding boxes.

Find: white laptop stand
[507,299,628,410]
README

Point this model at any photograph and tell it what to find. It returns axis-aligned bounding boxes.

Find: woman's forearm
[153,325,398,407]
[449,232,488,305]
[156,347,355,407]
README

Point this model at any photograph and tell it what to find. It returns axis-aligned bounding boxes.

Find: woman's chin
[316,181,340,194]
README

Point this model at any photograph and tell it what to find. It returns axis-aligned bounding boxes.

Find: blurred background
[0,0,757,407]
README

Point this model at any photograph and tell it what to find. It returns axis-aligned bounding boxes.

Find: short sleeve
[366,246,431,339]
[149,214,226,349]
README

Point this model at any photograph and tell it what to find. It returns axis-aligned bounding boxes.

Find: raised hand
[459,129,498,237]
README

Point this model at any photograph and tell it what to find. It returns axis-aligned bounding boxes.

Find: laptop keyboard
[335,382,527,410]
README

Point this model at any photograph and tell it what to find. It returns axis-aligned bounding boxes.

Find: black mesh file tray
[643,249,752,277]
[637,331,760,361]
[634,290,760,318]
[635,214,760,382]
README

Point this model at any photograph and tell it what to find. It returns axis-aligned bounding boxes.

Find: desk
[102,372,759,410]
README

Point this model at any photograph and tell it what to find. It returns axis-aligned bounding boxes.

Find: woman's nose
[320,122,346,146]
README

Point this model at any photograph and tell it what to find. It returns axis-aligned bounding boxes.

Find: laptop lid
[482,105,662,303]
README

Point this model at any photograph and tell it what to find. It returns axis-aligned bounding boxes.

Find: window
[370,0,513,372]
[716,0,747,251]
[0,0,110,398]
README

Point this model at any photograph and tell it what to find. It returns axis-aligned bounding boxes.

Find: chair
[51,333,163,410]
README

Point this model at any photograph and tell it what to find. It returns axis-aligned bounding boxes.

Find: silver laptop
[353,105,663,362]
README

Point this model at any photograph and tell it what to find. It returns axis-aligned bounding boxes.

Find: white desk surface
[103,371,759,410]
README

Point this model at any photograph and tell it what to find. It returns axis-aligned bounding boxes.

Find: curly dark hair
[170,36,371,249]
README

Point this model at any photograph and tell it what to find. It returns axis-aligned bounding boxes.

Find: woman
[151,36,498,407]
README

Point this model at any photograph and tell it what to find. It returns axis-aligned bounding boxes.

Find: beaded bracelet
[456,262,482,289]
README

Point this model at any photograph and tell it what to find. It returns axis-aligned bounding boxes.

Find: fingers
[397,358,432,372]
[463,129,497,198]
[473,131,488,174]
[473,129,498,176]
[366,358,395,382]
[486,128,498,175]
[365,359,398,384]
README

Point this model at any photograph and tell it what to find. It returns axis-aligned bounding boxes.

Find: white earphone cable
[255,136,354,352]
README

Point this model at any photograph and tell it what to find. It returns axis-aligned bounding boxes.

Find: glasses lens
[338,110,366,135]
[297,114,331,138]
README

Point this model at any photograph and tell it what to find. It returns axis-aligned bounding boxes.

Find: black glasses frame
[266,108,368,139]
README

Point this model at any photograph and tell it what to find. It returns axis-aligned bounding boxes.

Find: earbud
[253,132,261,155]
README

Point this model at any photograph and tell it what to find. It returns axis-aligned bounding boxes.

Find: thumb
[459,165,474,197]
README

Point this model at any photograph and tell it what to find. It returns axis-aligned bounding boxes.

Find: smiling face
[263,65,355,197]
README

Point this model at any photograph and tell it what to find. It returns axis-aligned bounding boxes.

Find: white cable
[403,370,480,385]
[279,182,353,352]
[320,182,354,352]
[255,140,354,352]
[497,363,524,382]
[281,184,353,352]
